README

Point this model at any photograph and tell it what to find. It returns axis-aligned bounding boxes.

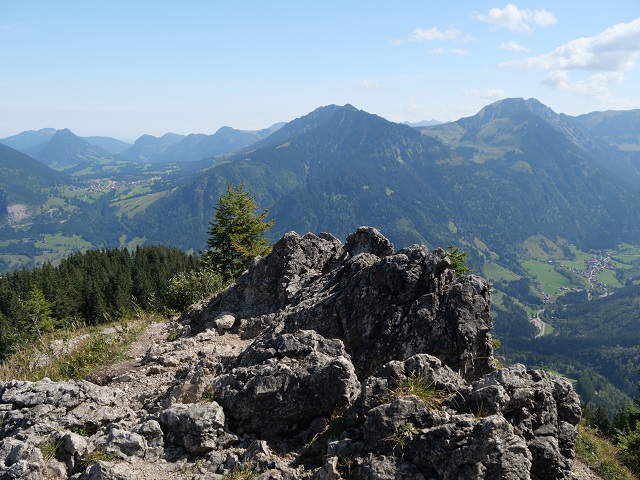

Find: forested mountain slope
[127,101,640,256]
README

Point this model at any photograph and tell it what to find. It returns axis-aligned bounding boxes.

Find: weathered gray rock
[78,461,136,480]
[158,402,235,455]
[183,226,495,380]
[0,379,136,439]
[460,364,581,479]
[0,437,45,479]
[213,329,360,438]
[405,414,532,480]
[0,228,586,480]
[103,426,147,458]
[59,430,89,474]
[361,353,466,412]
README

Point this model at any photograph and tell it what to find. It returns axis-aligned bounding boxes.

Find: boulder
[213,330,360,438]
[158,402,236,455]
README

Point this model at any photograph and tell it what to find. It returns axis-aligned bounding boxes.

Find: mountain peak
[462,97,555,128]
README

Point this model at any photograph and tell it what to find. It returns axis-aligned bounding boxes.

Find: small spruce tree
[447,244,473,276]
[203,182,274,281]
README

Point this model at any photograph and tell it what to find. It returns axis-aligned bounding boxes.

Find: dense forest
[0,245,199,360]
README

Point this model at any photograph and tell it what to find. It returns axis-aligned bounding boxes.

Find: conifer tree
[203,182,274,280]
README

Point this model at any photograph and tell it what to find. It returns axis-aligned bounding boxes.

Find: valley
[2,98,640,417]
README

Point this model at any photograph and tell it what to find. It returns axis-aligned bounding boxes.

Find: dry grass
[0,312,158,382]
[385,372,450,409]
[576,422,637,480]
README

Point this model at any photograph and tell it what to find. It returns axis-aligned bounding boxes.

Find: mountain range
[3,97,640,411]
[119,100,640,259]
[2,99,640,252]
[0,123,286,169]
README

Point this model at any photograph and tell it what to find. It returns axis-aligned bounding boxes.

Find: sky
[1,1,639,141]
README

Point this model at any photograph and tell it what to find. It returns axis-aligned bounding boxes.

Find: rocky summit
[0,227,583,479]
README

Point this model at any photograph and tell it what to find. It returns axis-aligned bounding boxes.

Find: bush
[617,421,640,474]
[164,268,228,313]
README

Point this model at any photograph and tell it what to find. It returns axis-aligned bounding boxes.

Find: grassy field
[33,234,93,266]
[596,269,622,288]
[522,259,575,297]
[112,190,171,218]
[483,260,521,282]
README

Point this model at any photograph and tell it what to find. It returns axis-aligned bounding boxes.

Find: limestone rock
[0,228,587,480]
[158,402,235,455]
[213,330,360,438]
[0,438,45,479]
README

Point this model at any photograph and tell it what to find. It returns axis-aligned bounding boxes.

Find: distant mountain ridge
[119,123,285,163]
[424,98,640,185]
[0,142,69,206]
[125,100,640,255]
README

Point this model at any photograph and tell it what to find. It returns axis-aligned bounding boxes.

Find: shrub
[164,268,228,313]
[617,420,640,474]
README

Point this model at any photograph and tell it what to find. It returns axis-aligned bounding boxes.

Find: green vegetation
[203,182,274,281]
[222,462,257,480]
[80,448,121,469]
[522,259,573,297]
[0,315,152,382]
[200,385,217,403]
[0,245,198,361]
[38,437,63,461]
[447,244,473,276]
[577,423,636,480]
[385,422,419,450]
[164,268,228,313]
[386,373,449,410]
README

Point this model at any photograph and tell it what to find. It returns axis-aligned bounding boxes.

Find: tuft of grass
[385,422,419,450]
[222,462,257,480]
[200,385,217,403]
[576,423,636,480]
[38,437,63,461]
[166,327,182,342]
[68,426,90,437]
[0,313,157,382]
[336,456,354,478]
[79,447,121,469]
[385,372,449,410]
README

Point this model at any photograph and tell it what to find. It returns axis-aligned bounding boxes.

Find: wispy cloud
[505,17,640,102]
[361,79,380,91]
[464,89,505,99]
[430,48,468,56]
[499,40,529,52]
[409,27,461,41]
[392,23,474,47]
[473,4,557,33]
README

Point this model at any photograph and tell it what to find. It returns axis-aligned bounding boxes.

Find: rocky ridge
[0,227,584,479]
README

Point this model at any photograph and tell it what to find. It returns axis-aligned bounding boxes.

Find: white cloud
[515,18,640,71]
[473,4,557,33]
[430,47,468,56]
[499,40,529,52]
[361,79,380,91]
[409,27,461,41]
[541,70,624,102]
[463,89,505,100]
[506,17,640,103]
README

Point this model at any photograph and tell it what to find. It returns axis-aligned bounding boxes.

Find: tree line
[0,245,199,360]
[0,182,274,362]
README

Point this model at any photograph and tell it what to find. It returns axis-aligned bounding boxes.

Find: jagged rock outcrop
[187,227,495,381]
[0,227,584,479]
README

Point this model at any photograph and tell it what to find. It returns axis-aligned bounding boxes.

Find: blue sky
[1,1,639,140]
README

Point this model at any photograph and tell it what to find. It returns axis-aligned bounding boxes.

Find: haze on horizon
[1,1,639,141]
